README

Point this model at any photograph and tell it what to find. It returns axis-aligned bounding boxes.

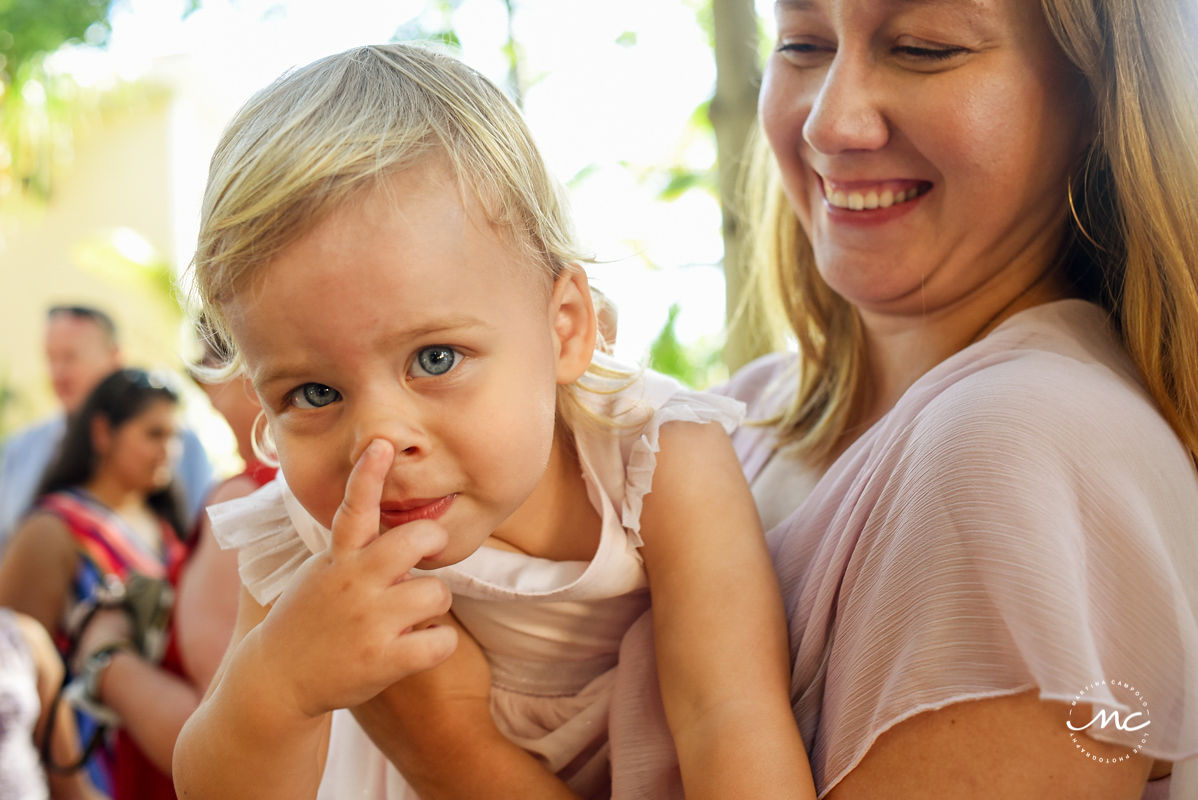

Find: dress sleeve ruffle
[617,372,744,549]
[205,477,320,606]
[773,351,1198,793]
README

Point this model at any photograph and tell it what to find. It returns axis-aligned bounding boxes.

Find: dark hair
[46,305,118,343]
[37,369,187,536]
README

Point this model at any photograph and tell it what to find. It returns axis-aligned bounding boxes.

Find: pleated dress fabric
[717,299,1198,798]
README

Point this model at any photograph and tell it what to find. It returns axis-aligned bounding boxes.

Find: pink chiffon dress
[716,299,1198,798]
[606,300,1198,798]
[207,353,743,799]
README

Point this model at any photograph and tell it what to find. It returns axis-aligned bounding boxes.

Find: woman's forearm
[353,688,580,800]
[94,651,202,774]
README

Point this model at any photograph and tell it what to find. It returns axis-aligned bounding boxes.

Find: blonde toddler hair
[190,42,623,430]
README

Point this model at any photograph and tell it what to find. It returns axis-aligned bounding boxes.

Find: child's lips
[379,494,455,527]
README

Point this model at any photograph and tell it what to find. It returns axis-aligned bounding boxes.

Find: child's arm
[173,440,457,799]
[638,421,815,800]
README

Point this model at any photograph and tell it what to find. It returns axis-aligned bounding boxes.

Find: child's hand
[255,439,457,720]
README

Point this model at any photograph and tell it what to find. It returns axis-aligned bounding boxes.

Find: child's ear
[550,267,598,385]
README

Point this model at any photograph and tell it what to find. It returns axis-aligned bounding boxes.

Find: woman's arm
[825,690,1153,799]
[353,613,580,799]
[176,474,259,689]
[72,606,203,775]
[173,440,456,800]
[17,613,105,800]
[637,421,814,800]
[0,513,78,632]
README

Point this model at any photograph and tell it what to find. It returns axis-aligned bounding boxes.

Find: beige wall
[0,92,188,435]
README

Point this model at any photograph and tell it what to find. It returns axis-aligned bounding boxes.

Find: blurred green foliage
[648,304,726,389]
[0,0,115,83]
[0,0,117,200]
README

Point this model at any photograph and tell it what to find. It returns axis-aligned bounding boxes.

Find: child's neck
[486,428,602,562]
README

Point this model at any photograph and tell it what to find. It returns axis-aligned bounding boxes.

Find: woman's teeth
[823,180,928,210]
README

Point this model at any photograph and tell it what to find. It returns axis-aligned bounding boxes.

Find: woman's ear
[550,267,598,385]
[90,416,112,458]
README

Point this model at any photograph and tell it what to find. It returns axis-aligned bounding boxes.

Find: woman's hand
[72,607,134,671]
[358,609,492,741]
[252,439,458,720]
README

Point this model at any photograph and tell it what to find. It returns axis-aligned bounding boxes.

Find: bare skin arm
[18,613,106,800]
[826,690,1156,799]
[176,474,259,689]
[72,606,204,775]
[173,441,456,800]
[636,421,814,799]
[0,513,78,633]
[353,612,579,799]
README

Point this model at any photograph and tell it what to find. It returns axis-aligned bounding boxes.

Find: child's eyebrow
[390,315,496,341]
[250,314,495,388]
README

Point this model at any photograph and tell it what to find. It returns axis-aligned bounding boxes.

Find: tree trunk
[709,0,767,372]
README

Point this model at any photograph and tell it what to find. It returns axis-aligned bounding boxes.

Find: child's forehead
[237,163,551,296]
[308,160,548,273]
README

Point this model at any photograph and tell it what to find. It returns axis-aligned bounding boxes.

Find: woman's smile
[818,175,932,212]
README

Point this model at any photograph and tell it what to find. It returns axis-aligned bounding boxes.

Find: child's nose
[348,404,429,467]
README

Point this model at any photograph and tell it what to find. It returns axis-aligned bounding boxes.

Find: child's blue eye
[290,383,341,409]
[411,346,460,377]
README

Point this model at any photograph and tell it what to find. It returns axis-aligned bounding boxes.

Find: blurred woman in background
[0,368,189,798]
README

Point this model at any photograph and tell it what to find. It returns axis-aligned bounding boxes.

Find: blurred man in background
[0,305,213,553]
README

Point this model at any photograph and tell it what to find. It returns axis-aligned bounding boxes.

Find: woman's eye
[775,40,832,66]
[289,383,341,409]
[410,346,461,378]
[895,44,967,62]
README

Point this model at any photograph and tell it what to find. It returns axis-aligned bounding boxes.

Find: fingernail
[365,439,384,457]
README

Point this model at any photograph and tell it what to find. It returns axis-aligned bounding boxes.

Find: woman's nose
[801,55,890,155]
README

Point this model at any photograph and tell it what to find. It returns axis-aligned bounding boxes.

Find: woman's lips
[379,494,456,528]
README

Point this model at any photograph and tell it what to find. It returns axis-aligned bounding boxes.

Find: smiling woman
[760,0,1088,329]
[718,0,1198,795]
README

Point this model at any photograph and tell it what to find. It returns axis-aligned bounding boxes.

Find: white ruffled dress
[207,357,743,799]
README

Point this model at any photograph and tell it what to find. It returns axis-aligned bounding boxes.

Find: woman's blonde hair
[189,42,623,429]
[745,0,1198,466]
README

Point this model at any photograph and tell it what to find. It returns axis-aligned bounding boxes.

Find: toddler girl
[173,43,812,800]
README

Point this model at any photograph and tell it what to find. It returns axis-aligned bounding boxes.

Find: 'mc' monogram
[1067,707,1151,733]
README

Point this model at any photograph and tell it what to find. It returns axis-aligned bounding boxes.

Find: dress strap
[40,490,166,578]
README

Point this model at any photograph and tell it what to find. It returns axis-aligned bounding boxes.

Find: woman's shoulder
[910,301,1182,469]
[11,506,78,552]
[716,352,799,417]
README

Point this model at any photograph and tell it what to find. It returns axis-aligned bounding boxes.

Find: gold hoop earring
[1067,169,1104,252]
[250,410,279,467]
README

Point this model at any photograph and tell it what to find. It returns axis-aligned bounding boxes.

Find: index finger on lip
[331,439,393,553]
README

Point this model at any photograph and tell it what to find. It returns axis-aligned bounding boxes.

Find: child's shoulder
[569,354,747,543]
[574,352,745,441]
